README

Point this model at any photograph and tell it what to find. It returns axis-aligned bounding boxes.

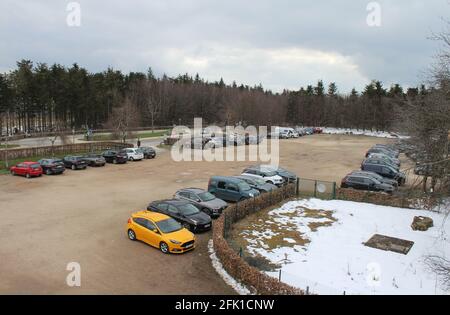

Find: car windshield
[178,204,200,216]
[136,148,144,153]
[238,182,252,191]
[30,164,40,169]
[262,170,277,177]
[198,192,216,202]
[156,218,182,234]
[253,178,266,185]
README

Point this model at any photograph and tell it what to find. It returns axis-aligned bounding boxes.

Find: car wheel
[269,181,275,185]
[129,157,134,161]
[128,229,136,241]
[113,159,117,164]
[10,170,15,176]
[160,242,169,254]
[71,165,76,170]
[26,173,31,179]
[46,169,52,175]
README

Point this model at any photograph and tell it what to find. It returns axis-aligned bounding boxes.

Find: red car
[10,162,43,178]
[313,127,323,134]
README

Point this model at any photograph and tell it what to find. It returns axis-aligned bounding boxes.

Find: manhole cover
[364,234,414,255]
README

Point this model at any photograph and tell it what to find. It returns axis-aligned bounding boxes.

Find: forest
[0,59,427,135]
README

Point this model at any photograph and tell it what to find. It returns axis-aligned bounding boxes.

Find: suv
[208,176,260,202]
[257,165,297,184]
[102,150,128,164]
[63,156,88,170]
[233,175,277,193]
[174,188,228,218]
[241,166,285,186]
[366,153,400,167]
[147,199,212,232]
[362,158,399,171]
[366,147,399,159]
[361,163,406,186]
[341,174,394,193]
[349,170,398,188]
[123,148,144,161]
[38,159,65,175]
[81,154,106,167]
[138,147,156,159]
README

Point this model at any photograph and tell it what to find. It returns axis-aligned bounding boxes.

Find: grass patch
[79,130,169,142]
[0,144,20,149]
[228,202,338,261]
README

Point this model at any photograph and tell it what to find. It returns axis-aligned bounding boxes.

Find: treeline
[0,59,427,134]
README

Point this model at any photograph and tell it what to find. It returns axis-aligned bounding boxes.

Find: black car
[81,154,106,167]
[361,163,406,185]
[147,199,212,233]
[38,159,66,175]
[63,156,88,170]
[341,174,394,193]
[361,158,399,171]
[349,170,398,188]
[102,150,128,164]
[366,147,399,159]
[138,147,156,159]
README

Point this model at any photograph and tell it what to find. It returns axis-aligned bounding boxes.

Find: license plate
[204,224,211,228]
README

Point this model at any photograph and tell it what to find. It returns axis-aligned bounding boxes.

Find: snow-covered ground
[241,199,450,295]
[322,127,409,139]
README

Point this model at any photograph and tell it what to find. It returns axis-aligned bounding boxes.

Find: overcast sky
[0,0,448,93]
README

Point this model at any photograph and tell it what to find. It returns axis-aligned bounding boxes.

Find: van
[207,176,260,202]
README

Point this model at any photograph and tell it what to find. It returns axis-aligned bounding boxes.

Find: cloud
[0,0,448,92]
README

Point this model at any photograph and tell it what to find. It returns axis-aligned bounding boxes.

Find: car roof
[211,176,246,183]
[177,188,205,194]
[153,199,190,206]
[22,161,40,165]
[132,211,170,222]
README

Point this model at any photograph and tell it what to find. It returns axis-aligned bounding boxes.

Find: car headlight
[249,193,254,197]
[170,239,181,245]
[190,219,198,225]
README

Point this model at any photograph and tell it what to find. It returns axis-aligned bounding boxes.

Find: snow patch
[322,128,409,139]
[208,239,252,295]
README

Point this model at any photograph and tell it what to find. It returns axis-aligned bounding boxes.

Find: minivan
[207,176,260,202]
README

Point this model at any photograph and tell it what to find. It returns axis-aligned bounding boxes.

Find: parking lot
[0,134,397,294]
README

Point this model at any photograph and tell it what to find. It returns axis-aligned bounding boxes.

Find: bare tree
[105,97,141,143]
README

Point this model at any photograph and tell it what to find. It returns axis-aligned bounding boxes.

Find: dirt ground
[0,134,394,294]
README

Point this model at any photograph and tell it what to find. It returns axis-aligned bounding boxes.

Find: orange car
[126,211,195,254]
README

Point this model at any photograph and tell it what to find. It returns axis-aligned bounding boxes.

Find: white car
[123,148,144,161]
[241,167,285,186]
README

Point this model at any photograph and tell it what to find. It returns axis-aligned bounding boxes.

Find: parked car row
[9,147,157,179]
[268,127,323,139]
[341,144,406,194]
[126,164,298,254]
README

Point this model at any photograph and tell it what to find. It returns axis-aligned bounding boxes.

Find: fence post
[278,269,282,282]
[296,178,300,197]
[332,182,336,200]
[314,181,317,198]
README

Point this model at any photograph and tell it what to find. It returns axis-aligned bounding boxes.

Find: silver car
[174,188,228,218]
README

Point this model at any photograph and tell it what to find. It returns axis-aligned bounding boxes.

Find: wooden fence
[0,142,133,162]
